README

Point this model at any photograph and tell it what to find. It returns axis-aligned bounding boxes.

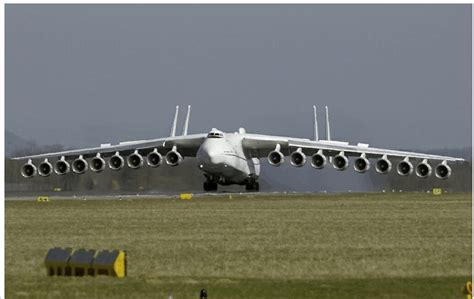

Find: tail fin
[182,105,191,136]
[325,106,331,140]
[313,105,319,141]
[170,105,179,137]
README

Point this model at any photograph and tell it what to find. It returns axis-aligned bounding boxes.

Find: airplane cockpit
[207,128,224,138]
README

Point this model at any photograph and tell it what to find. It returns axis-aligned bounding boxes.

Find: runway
[4,190,337,201]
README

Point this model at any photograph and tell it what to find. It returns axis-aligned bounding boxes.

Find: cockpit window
[207,132,223,138]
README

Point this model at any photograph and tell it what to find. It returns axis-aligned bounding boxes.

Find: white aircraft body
[13,105,464,191]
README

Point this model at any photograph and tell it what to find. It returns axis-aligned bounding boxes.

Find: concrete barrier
[92,250,127,277]
[44,247,127,278]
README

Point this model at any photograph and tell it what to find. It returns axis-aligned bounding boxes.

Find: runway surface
[5,190,335,201]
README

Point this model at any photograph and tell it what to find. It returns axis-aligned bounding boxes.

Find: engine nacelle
[72,156,88,174]
[127,151,144,169]
[435,161,451,179]
[166,148,183,166]
[147,149,163,167]
[109,152,124,170]
[311,151,327,169]
[38,159,53,177]
[90,154,106,172]
[376,157,392,174]
[290,148,306,167]
[415,159,432,178]
[21,160,37,178]
[268,150,284,166]
[54,157,70,175]
[354,156,370,173]
[333,152,349,171]
[397,158,413,176]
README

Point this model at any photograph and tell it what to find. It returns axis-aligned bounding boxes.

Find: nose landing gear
[203,180,218,192]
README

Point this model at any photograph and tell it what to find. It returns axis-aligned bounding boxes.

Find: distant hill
[5,130,66,158]
[5,131,37,158]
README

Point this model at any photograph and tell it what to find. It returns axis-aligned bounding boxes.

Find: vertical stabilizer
[313,105,319,141]
[325,106,331,141]
[182,105,191,136]
[170,106,179,137]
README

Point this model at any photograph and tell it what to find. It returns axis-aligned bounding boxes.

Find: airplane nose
[197,140,226,166]
[202,150,225,165]
[207,151,220,164]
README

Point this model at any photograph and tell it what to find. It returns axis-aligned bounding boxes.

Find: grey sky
[6,4,471,151]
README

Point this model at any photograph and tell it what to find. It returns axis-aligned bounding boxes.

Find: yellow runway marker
[180,193,193,200]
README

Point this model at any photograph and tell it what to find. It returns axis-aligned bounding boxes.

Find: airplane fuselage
[195,129,260,187]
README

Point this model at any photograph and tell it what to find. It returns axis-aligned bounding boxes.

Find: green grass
[5,193,472,298]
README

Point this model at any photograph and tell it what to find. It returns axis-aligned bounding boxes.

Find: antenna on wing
[182,105,191,136]
[170,105,179,137]
[313,105,319,141]
[325,106,331,141]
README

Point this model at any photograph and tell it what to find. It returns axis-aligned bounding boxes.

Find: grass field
[5,193,472,298]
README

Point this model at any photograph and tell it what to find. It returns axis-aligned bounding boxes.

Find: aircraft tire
[203,182,212,192]
[204,181,218,192]
[245,182,252,191]
[245,180,259,192]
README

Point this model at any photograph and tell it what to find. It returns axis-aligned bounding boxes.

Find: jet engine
[397,158,413,176]
[147,149,162,167]
[268,150,284,166]
[333,152,349,171]
[90,154,106,172]
[166,147,183,166]
[21,160,37,178]
[38,159,53,177]
[54,157,70,175]
[311,150,326,169]
[127,150,144,169]
[435,161,451,179]
[354,155,370,173]
[108,152,124,170]
[375,156,392,174]
[290,148,306,167]
[72,155,88,174]
[415,159,432,178]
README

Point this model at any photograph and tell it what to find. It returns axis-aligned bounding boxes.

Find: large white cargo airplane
[13,105,464,191]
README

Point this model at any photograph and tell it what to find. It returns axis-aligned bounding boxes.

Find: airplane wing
[242,133,464,162]
[242,106,464,166]
[12,105,206,162]
[11,133,207,160]
[12,105,210,177]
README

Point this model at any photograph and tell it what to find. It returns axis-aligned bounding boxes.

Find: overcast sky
[5,4,472,151]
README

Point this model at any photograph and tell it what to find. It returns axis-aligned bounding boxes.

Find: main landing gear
[245,180,260,192]
[202,176,259,192]
[203,180,218,192]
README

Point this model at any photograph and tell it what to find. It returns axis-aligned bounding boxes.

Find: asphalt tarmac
[4,190,337,201]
